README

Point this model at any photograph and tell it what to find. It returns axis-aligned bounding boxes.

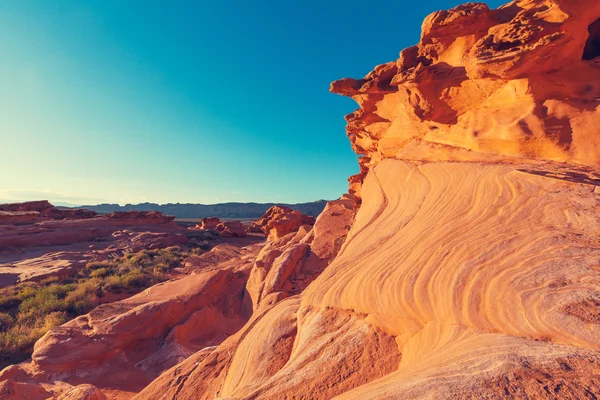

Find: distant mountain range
[64,200,328,219]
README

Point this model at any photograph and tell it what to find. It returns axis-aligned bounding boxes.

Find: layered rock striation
[332,0,600,194]
[135,1,600,398]
[4,0,600,398]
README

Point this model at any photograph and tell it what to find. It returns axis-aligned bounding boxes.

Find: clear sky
[0,0,506,206]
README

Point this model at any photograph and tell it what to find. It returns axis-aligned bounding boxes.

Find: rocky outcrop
[0,201,97,221]
[331,0,600,194]
[250,205,316,240]
[57,384,107,400]
[215,221,247,237]
[0,240,261,398]
[0,380,51,400]
[198,217,220,230]
[106,211,175,224]
[0,202,187,287]
[0,236,264,399]
[4,1,600,399]
[136,1,600,399]
[30,268,248,387]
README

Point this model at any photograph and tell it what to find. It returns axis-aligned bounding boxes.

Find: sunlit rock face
[131,2,600,399]
[132,2,600,399]
[5,1,600,399]
[331,0,600,194]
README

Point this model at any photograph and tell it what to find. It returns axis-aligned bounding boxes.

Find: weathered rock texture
[215,221,247,237]
[197,217,220,230]
[0,201,188,287]
[134,1,600,399]
[332,0,600,194]
[4,1,600,399]
[250,205,316,240]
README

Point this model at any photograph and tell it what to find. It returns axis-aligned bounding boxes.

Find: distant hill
[65,200,329,219]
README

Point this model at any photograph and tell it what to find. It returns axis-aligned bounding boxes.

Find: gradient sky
[0,0,506,206]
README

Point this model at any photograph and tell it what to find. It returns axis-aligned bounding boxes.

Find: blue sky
[0,0,506,205]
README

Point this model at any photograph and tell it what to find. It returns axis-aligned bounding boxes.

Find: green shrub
[90,268,109,278]
[120,270,151,288]
[85,261,114,270]
[0,296,21,312]
[128,253,151,265]
[43,311,68,330]
[18,287,66,324]
[0,313,14,332]
[65,281,99,314]
[102,275,124,292]
[0,244,204,368]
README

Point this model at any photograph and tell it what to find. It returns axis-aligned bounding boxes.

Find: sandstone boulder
[215,221,247,237]
[198,217,220,230]
[251,205,315,240]
[0,380,50,400]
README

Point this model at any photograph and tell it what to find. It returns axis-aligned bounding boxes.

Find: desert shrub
[190,247,204,256]
[102,275,124,292]
[85,260,114,270]
[0,326,41,365]
[17,285,39,301]
[0,243,204,368]
[65,281,99,314]
[90,268,109,278]
[43,311,68,330]
[128,252,151,265]
[0,296,21,312]
[18,286,69,324]
[0,313,14,332]
[39,276,61,285]
[119,270,151,289]
[0,312,67,367]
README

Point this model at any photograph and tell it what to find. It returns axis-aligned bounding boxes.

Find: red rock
[251,206,315,240]
[0,380,50,400]
[27,267,251,392]
[0,201,97,220]
[7,1,600,399]
[0,200,56,215]
[215,221,247,237]
[134,1,600,399]
[57,384,107,400]
[183,243,254,273]
[331,0,600,195]
[0,211,44,226]
[198,217,220,230]
[0,202,188,288]
[106,210,175,224]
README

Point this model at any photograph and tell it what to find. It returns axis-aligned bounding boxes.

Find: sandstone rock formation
[0,200,345,399]
[331,0,600,194]
[215,221,247,237]
[0,201,187,287]
[197,217,220,230]
[250,205,316,240]
[0,201,97,221]
[3,0,600,399]
[135,1,600,398]
[29,268,250,391]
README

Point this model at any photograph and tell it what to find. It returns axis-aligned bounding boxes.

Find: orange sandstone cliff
[3,0,600,398]
[136,1,600,398]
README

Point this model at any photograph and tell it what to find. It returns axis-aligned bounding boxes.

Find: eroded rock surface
[4,1,600,399]
[0,201,188,287]
[135,1,600,399]
[331,0,600,194]
[250,205,316,240]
